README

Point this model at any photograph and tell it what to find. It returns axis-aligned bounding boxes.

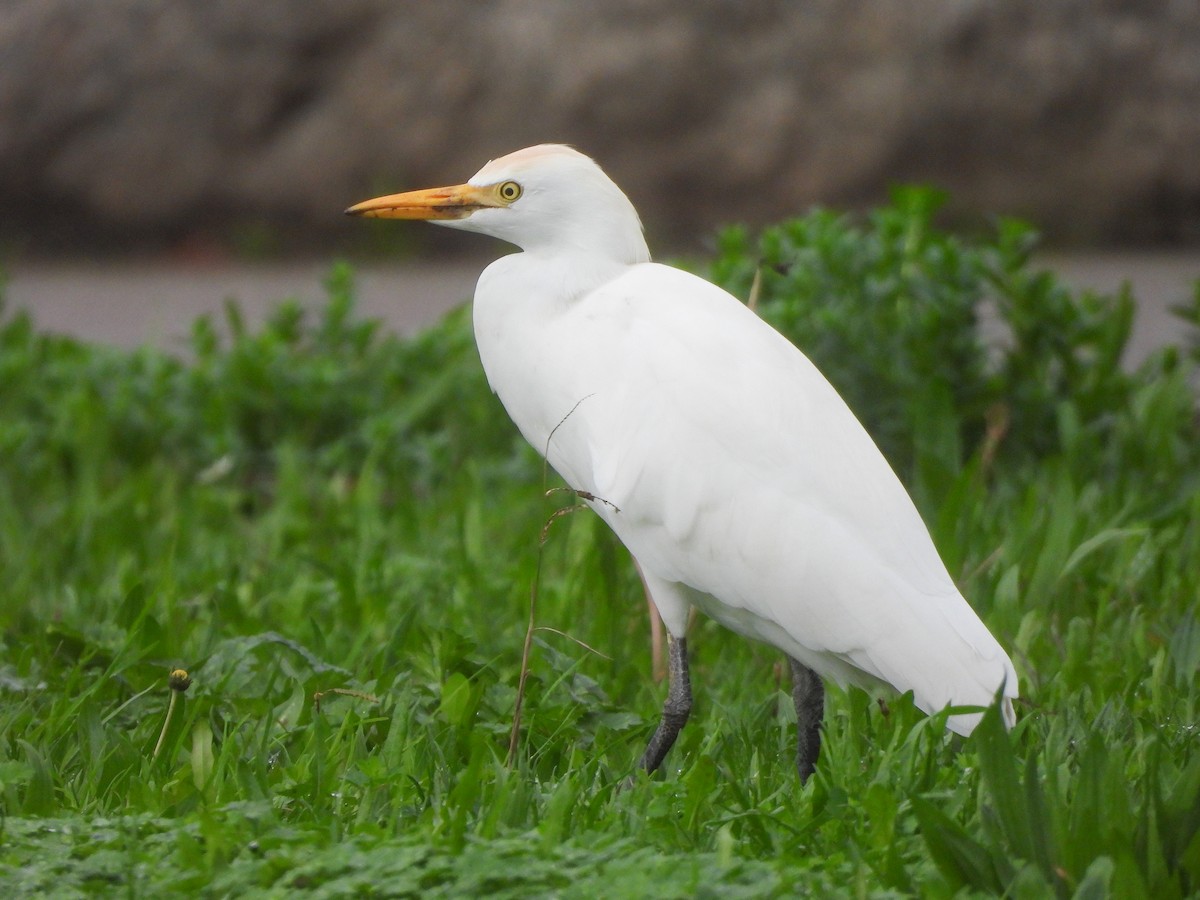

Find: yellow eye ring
[498,181,522,203]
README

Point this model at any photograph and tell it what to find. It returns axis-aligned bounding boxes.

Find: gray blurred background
[2,1,1199,350]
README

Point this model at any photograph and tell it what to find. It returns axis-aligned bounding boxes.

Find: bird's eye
[498,181,522,203]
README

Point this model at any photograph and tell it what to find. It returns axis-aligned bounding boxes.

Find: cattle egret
[347,144,1018,782]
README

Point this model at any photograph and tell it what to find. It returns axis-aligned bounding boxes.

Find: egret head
[346,144,650,264]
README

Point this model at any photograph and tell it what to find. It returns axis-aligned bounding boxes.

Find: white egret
[347,144,1018,781]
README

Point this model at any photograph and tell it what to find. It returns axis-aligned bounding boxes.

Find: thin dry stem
[545,486,620,513]
[748,266,763,311]
[533,626,612,660]
[540,503,588,544]
[507,578,539,768]
[151,691,181,764]
[508,392,613,768]
[635,560,667,683]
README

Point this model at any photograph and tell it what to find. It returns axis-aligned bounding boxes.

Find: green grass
[2,196,1199,898]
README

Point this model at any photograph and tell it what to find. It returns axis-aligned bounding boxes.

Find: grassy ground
[1,196,1199,897]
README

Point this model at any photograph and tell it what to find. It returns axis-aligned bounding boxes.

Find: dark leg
[789,657,824,783]
[638,634,693,773]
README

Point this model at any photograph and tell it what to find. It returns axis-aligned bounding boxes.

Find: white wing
[474,257,1017,732]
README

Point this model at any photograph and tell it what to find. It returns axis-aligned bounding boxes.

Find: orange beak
[344,183,498,220]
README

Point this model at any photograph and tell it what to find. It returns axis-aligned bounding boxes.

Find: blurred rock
[2,0,1198,254]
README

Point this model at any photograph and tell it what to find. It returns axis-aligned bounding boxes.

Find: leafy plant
[708,188,1191,496]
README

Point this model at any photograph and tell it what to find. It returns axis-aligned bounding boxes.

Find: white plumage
[348,144,1017,777]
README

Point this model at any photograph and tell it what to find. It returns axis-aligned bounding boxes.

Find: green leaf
[14,743,52,815]
[972,701,1061,889]
[1060,527,1147,581]
[912,796,1002,892]
[190,719,214,792]
[439,672,475,728]
[1071,856,1115,900]
[0,759,33,790]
